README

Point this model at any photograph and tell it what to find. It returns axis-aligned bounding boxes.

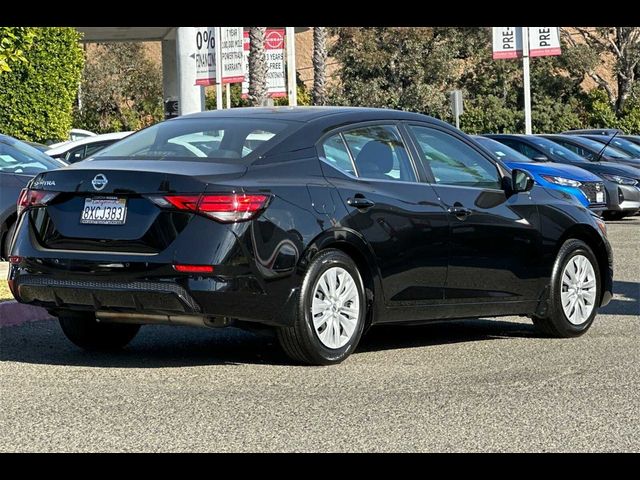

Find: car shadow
[358,318,538,353]
[600,280,640,316]
[0,316,540,368]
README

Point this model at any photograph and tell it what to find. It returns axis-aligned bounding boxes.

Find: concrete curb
[0,300,54,327]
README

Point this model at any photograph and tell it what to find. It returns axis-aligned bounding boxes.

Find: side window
[342,125,416,182]
[410,126,501,189]
[84,142,110,158]
[66,146,87,163]
[554,139,593,159]
[499,139,539,159]
[320,133,356,176]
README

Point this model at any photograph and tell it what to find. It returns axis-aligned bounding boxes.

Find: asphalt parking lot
[0,217,638,452]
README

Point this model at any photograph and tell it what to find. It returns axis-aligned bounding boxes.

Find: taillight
[17,188,58,216]
[153,193,270,223]
[173,264,214,273]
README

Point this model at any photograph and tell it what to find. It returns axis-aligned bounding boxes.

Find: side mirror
[532,155,548,162]
[512,168,535,193]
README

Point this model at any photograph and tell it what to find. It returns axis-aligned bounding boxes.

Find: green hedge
[0,27,84,143]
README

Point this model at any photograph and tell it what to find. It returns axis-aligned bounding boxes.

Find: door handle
[347,195,375,209]
[447,206,472,219]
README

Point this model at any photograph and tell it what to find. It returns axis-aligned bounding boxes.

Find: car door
[406,124,542,304]
[318,123,450,308]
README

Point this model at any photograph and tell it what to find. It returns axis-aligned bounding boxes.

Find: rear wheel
[533,239,600,337]
[59,313,140,351]
[277,249,366,365]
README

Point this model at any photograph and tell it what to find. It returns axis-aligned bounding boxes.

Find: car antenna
[594,130,619,162]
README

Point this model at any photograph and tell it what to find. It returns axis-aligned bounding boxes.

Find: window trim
[403,122,507,191]
[316,120,422,184]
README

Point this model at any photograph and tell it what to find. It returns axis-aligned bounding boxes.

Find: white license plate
[596,192,604,203]
[80,197,127,225]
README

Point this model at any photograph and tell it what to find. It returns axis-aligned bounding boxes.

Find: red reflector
[8,256,22,265]
[161,193,270,223]
[173,264,214,273]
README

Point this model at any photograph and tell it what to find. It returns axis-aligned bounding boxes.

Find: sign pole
[226,83,231,109]
[285,27,297,106]
[215,27,223,110]
[521,27,532,135]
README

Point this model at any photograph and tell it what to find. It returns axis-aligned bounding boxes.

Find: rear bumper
[9,261,299,327]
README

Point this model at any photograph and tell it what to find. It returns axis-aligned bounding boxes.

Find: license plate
[80,197,127,225]
[596,192,604,203]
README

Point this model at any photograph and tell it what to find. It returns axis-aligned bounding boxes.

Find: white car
[46,132,133,163]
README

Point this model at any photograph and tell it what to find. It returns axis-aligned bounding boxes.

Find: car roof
[177,106,450,126]
[46,131,133,154]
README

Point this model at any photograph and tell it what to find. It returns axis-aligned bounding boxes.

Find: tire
[533,239,601,338]
[59,313,140,351]
[2,221,16,260]
[602,211,626,221]
[277,249,366,365]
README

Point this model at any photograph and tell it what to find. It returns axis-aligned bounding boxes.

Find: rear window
[93,118,294,162]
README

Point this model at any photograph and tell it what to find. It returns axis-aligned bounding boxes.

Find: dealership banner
[194,27,217,86]
[220,27,245,84]
[242,29,287,98]
[492,27,523,59]
[528,27,562,57]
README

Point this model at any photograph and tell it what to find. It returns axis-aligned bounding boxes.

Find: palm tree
[248,27,268,106]
[312,27,327,106]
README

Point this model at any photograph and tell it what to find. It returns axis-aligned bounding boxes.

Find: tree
[248,27,268,106]
[73,42,163,133]
[312,27,327,105]
[561,27,640,114]
[0,27,35,73]
[0,27,83,143]
[329,27,467,119]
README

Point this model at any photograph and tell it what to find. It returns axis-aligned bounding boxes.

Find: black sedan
[0,134,66,259]
[8,108,613,365]
[486,134,640,220]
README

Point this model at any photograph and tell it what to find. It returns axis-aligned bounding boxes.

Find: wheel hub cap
[311,266,360,349]
[560,254,597,325]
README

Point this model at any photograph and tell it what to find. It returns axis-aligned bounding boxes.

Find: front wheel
[59,313,140,351]
[533,239,601,337]
[277,249,366,365]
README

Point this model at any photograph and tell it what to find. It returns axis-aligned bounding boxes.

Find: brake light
[157,194,270,223]
[173,264,214,273]
[17,189,58,216]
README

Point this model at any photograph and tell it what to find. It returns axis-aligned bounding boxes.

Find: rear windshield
[93,117,295,162]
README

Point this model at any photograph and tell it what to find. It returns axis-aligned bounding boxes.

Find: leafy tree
[562,27,640,114]
[205,74,310,109]
[0,27,83,143]
[329,27,469,119]
[0,27,35,73]
[73,42,163,133]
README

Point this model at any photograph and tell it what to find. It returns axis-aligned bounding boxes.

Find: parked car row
[483,132,640,220]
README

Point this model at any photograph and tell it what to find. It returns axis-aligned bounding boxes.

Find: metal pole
[522,26,532,135]
[285,27,297,106]
[455,113,460,130]
[226,83,231,109]
[215,27,223,110]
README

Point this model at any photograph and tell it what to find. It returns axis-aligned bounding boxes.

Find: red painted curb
[0,301,55,327]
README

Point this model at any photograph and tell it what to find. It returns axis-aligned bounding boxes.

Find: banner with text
[528,27,562,57]
[220,27,245,83]
[242,28,287,98]
[194,27,217,86]
[492,27,523,59]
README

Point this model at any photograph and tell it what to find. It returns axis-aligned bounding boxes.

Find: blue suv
[473,136,606,211]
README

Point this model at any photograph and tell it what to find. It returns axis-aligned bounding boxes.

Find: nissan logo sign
[92,174,108,191]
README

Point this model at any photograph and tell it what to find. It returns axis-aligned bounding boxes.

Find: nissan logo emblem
[92,174,108,191]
